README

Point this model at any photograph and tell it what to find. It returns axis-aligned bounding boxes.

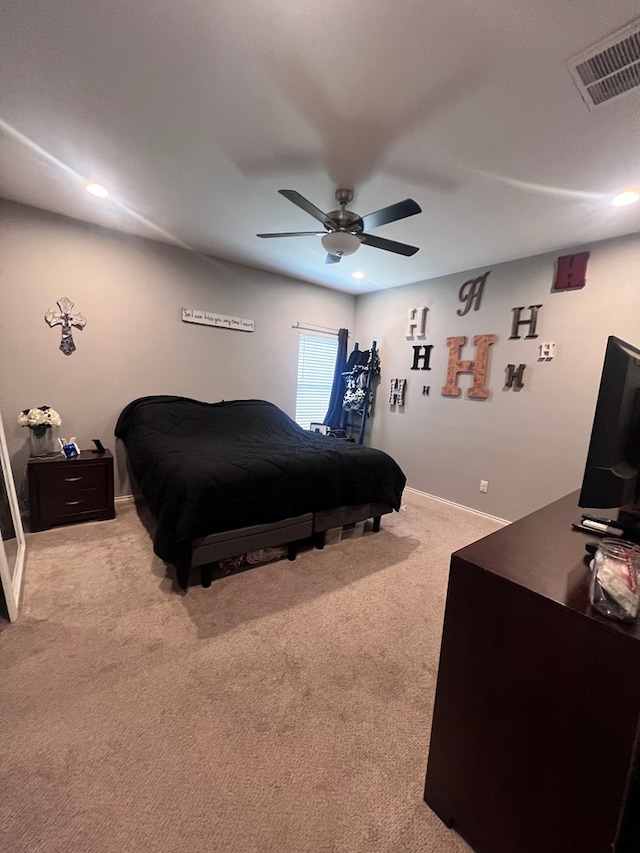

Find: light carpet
[0,490,502,853]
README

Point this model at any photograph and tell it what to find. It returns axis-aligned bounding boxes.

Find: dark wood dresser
[424,491,640,853]
[27,450,115,532]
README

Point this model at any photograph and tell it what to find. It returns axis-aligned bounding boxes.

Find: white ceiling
[1,0,639,294]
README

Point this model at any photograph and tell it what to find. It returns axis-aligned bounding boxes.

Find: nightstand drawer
[40,487,108,520]
[36,463,107,495]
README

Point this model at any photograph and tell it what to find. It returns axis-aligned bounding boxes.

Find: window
[295,334,338,429]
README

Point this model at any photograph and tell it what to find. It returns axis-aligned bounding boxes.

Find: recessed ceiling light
[352,271,365,280]
[612,189,639,207]
[84,180,109,198]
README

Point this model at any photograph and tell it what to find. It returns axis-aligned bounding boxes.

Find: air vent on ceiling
[568,19,640,109]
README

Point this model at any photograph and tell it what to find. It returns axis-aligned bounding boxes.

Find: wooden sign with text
[182,308,255,332]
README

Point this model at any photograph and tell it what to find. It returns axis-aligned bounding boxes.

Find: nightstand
[27,450,115,532]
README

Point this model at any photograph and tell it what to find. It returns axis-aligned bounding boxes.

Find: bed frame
[118,398,404,592]
[174,503,393,590]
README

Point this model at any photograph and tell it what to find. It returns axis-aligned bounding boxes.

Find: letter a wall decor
[441,334,497,399]
[457,271,490,316]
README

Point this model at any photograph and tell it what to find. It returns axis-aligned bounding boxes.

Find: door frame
[0,405,26,622]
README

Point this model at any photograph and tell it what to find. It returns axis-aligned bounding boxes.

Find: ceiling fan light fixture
[84,180,109,198]
[612,189,639,207]
[321,231,361,257]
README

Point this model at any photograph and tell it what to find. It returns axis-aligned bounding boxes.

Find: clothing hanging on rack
[341,342,381,443]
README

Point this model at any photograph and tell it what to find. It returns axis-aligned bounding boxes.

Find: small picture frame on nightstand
[310,423,329,435]
[58,437,80,458]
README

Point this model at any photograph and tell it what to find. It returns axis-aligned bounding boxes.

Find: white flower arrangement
[18,406,62,437]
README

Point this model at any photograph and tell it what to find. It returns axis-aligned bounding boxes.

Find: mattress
[115,396,406,561]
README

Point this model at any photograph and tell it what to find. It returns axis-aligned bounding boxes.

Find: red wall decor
[457,271,491,316]
[441,334,497,399]
[553,252,590,291]
[505,363,526,390]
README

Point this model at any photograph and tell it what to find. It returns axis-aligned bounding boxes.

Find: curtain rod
[292,322,346,336]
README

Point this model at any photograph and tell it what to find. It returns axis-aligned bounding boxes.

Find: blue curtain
[323,328,349,429]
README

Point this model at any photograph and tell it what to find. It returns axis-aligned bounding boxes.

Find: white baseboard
[114,494,137,506]
[115,489,509,526]
[404,486,510,526]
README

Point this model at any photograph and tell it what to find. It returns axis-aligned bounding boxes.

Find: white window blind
[295,334,339,429]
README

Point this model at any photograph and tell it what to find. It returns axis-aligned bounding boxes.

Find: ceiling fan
[257,188,422,264]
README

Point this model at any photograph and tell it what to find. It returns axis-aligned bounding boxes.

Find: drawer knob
[65,500,82,506]
[65,476,83,482]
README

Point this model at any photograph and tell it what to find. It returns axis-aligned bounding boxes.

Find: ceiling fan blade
[257,231,325,238]
[360,198,422,231]
[360,233,419,256]
[325,254,342,264]
[279,190,334,226]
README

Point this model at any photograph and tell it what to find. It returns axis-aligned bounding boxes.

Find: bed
[115,396,406,590]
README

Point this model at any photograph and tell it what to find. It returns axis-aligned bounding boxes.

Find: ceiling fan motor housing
[257,187,421,262]
[325,208,363,234]
[326,188,362,234]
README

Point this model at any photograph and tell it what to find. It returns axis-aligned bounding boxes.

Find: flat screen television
[579,336,640,539]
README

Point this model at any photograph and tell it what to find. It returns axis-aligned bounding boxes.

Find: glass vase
[30,429,53,457]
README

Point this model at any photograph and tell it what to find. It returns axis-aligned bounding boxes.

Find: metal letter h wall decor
[411,345,433,371]
[505,363,526,390]
[509,305,542,339]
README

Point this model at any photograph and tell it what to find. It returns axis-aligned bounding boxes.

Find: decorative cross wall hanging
[45,297,86,355]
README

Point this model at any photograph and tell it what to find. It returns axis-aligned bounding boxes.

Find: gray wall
[2,198,638,523]
[355,233,640,521]
[0,200,355,496]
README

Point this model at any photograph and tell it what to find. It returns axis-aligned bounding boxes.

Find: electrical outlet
[479,480,489,493]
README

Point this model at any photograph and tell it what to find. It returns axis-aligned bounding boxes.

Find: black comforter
[115,396,406,560]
